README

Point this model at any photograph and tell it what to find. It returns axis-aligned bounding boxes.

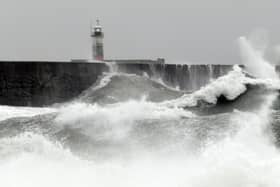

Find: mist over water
[1,36,280,187]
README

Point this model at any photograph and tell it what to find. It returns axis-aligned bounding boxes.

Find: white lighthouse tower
[91,19,104,61]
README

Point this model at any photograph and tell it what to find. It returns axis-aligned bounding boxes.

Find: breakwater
[0,61,235,106]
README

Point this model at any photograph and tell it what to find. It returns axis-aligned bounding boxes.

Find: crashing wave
[161,65,280,109]
[78,72,184,104]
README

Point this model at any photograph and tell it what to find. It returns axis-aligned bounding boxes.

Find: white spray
[238,36,278,79]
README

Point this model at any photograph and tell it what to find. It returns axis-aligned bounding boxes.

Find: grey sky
[0,0,279,64]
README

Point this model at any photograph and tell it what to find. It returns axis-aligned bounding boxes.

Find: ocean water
[1,37,280,187]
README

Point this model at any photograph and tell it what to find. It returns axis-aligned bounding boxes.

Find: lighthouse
[91,20,104,61]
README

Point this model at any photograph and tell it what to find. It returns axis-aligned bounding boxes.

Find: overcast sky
[0,0,279,64]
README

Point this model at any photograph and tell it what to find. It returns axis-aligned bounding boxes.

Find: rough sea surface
[1,36,280,187]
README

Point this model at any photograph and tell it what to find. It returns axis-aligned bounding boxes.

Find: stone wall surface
[0,62,109,106]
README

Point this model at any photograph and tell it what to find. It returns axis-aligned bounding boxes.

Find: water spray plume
[238,36,278,79]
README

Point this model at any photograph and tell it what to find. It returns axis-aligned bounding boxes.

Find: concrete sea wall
[115,63,233,91]
[0,62,109,106]
[0,61,234,106]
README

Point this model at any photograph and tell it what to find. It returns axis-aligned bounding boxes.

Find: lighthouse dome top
[91,20,102,33]
[94,20,102,28]
[91,19,104,37]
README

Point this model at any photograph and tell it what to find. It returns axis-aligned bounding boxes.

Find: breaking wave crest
[161,65,280,115]
[78,72,184,104]
[75,64,280,115]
